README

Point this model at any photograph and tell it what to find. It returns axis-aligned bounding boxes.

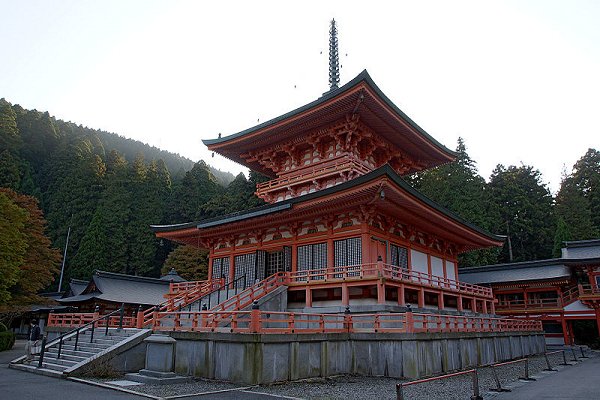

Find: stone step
[42,352,87,363]
[46,348,97,358]
[9,363,65,378]
[37,360,69,372]
[57,343,110,353]
[33,356,78,367]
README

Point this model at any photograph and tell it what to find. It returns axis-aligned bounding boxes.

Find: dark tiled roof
[68,279,88,296]
[563,239,600,248]
[59,270,171,306]
[151,165,504,244]
[203,70,456,159]
[459,261,571,285]
[459,253,600,285]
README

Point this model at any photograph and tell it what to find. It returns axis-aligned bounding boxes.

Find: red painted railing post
[405,311,414,333]
[136,305,144,328]
[377,256,384,277]
[250,301,261,333]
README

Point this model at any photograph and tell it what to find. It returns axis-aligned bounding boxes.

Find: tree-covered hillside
[0,98,247,300]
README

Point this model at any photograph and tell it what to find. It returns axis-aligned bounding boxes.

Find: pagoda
[152,21,504,315]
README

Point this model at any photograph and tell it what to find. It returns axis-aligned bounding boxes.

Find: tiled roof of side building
[59,270,171,306]
[459,256,600,285]
[151,165,504,244]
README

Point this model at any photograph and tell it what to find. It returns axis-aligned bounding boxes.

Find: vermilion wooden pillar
[377,282,385,304]
[398,285,405,306]
[418,288,425,308]
[341,283,349,306]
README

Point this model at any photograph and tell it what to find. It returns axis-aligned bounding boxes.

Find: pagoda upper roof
[152,164,503,253]
[203,70,457,176]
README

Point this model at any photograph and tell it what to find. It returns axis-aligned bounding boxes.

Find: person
[24,319,42,362]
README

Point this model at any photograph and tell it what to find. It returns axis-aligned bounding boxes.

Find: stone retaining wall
[167,331,545,384]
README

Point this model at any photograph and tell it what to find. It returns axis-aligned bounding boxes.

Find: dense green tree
[0,99,20,153]
[411,138,501,267]
[553,217,571,257]
[168,160,222,223]
[70,150,129,277]
[555,176,598,242]
[161,245,208,281]
[567,149,600,233]
[489,164,555,262]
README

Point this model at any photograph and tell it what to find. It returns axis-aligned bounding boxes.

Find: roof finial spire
[328,19,340,91]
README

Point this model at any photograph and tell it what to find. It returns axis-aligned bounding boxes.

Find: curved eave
[152,165,502,251]
[203,70,457,174]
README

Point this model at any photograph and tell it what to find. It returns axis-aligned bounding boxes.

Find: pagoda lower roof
[152,165,503,252]
[203,70,457,176]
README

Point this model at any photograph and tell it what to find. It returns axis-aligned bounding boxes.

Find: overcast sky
[1,0,599,193]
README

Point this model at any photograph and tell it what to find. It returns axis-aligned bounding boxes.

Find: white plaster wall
[410,250,428,274]
[431,256,444,278]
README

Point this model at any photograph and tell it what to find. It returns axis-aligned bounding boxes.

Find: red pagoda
[151,41,505,316]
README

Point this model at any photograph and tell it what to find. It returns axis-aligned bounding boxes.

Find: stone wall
[167,331,545,384]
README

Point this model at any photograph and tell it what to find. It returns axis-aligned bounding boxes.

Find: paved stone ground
[2,339,598,400]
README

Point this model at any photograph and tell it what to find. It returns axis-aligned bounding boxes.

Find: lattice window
[334,237,361,276]
[255,250,266,284]
[390,244,408,269]
[265,251,284,277]
[234,253,256,287]
[297,242,327,281]
[212,257,230,281]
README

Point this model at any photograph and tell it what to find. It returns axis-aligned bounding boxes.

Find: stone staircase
[10,327,151,377]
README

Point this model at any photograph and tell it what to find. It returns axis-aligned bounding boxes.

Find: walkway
[489,352,600,400]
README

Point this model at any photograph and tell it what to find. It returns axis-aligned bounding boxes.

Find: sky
[1,0,599,193]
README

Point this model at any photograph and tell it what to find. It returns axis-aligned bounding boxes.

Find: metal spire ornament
[328,19,340,91]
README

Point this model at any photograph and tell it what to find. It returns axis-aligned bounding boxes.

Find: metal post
[544,352,557,371]
[490,366,510,392]
[118,303,124,330]
[471,369,482,400]
[580,346,588,358]
[37,335,47,368]
[74,329,80,351]
[57,337,63,359]
[561,350,569,366]
[521,358,536,381]
[90,321,95,343]
[570,346,578,362]
[105,314,109,335]
[396,383,404,400]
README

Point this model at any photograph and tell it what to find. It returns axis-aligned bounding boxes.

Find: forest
[1,98,599,309]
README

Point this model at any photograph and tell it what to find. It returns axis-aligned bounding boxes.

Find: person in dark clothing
[25,319,42,361]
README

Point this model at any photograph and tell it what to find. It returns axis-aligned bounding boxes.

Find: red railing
[140,278,225,327]
[286,263,493,298]
[47,313,138,328]
[255,154,372,194]
[167,278,224,296]
[151,310,543,334]
[496,298,562,311]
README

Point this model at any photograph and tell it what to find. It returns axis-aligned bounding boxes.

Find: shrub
[0,322,7,332]
[0,331,15,351]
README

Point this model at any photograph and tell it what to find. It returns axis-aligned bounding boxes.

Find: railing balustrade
[151,309,542,334]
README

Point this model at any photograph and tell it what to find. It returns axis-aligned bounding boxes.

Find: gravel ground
[93,349,596,400]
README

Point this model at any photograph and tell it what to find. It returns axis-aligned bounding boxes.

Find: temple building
[151,67,504,315]
[460,239,600,345]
